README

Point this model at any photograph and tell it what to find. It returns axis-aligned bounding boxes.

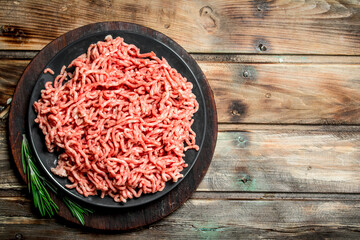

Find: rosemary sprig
[63,196,94,225]
[21,134,94,225]
[21,135,58,217]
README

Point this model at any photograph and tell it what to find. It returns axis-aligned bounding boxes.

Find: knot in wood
[199,6,218,33]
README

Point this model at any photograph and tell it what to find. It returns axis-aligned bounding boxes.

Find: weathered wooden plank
[0,189,26,197]
[199,127,360,192]
[0,50,38,59]
[0,120,23,190]
[2,59,360,124]
[0,0,360,54]
[3,118,360,193]
[1,197,360,239]
[0,60,26,107]
[201,63,360,124]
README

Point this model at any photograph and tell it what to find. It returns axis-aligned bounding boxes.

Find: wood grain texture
[0,0,360,54]
[2,59,360,124]
[0,120,22,190]
[1,197,360,239]
[0,60,25,107]
[201,63,360,124]
[199,126,360,192]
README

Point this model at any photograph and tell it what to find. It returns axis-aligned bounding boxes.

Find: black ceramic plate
[27,30,206,208]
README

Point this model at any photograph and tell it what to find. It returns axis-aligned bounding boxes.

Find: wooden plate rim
[8,21,217,230]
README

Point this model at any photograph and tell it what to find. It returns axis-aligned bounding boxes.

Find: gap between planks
[1,50,360,64]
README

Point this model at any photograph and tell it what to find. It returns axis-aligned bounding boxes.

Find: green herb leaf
[21,134,94,223]
[62,197,94,225]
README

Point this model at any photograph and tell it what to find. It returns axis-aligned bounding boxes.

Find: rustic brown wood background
[1,0,360,238]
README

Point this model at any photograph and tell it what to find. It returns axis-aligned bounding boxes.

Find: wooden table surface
[1,0,360,239]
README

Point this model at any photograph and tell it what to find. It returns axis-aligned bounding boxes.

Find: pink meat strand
[34,35,199,203]
[44,68,55,75]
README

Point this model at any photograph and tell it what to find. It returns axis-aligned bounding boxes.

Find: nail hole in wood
[240,174,251,183]
[259,44,267,51]
[231,110,240,116]
[15,233,23,240]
